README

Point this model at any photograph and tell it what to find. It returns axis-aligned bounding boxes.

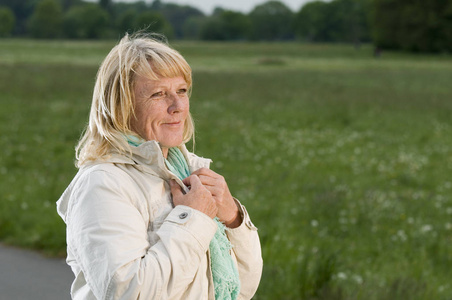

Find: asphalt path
[0,243,73,300]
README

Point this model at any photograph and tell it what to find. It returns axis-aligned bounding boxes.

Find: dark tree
[294,1,329,41]
[249,0,294,40]
[182,15,205,39]
[63,3,109,39]
[372,0,452,52]
[0,0,35,35]
[200,10,251,40]
[62,0,82,11]
[150,0,163,11]
[28,0,63,38]
[135,10,174,38]
[116,9,139,34]
[99,0,112,15]
[0,6,15,37]
[295,0,371,43]
[159,3,204,39]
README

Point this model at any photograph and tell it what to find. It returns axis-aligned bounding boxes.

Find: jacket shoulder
[57,162,144,223]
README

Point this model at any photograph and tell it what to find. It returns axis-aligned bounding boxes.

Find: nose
[167,92,185,114]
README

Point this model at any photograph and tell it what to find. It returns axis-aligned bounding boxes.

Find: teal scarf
[165,147,240,300]
[126,137,240,299]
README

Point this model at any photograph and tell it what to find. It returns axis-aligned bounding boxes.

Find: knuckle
[202,191,211,200]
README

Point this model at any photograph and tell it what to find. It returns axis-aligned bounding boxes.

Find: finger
[197,174,218,187]
[183,174,202,189]
[182,175,194,187]
[202,185,222,198]
[169,180,183,197]
[191,168,220,179]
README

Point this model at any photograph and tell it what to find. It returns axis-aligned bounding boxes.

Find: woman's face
[131,75,189,157]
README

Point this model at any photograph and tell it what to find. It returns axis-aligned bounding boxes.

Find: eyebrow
[136,80,187,95]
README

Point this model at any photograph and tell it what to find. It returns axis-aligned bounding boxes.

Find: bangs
[133,46,192,89]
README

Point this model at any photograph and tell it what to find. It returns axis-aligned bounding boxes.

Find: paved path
[0,244,73,300]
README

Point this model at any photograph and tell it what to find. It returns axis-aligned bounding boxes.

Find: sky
[114,0,315,14]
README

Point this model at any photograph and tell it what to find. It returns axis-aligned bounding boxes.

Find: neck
[161,147,169,158]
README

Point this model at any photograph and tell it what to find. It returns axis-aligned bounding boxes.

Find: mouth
[163,121,182,127]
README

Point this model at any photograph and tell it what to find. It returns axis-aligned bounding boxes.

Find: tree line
[0,0,451,52]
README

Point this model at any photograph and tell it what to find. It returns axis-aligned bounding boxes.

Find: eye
[177,88,187,95]
[150,91,164,99]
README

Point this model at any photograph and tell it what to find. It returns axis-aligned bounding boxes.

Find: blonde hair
[75,32,194,167]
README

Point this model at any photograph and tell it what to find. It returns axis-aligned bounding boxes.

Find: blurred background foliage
[0,0,452,52]
[0,39,451,299]
[1,0,452,299]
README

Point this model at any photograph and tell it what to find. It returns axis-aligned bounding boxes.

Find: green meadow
[1,39,452,299]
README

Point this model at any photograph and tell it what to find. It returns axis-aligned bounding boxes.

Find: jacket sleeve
[226,199,263,300]
[67,168,217,300]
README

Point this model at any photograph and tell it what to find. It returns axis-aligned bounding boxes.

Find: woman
[56,32,262,300]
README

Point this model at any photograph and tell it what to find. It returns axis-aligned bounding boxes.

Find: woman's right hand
[170,176,218,219]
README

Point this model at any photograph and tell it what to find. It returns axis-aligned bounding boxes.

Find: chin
[160,138,184,149]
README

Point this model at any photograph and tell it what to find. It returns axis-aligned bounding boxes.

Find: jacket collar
[81,140,212,182]
[104,140,212,170]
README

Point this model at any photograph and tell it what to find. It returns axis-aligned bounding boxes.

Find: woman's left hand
[188,168,242,228]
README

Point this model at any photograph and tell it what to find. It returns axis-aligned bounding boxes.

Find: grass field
[1,39,451,299]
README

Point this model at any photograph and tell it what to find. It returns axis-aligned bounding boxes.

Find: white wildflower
[421,224,433,233]
[353,274,363,285]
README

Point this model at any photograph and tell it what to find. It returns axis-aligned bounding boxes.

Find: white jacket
[56,141,263,300]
